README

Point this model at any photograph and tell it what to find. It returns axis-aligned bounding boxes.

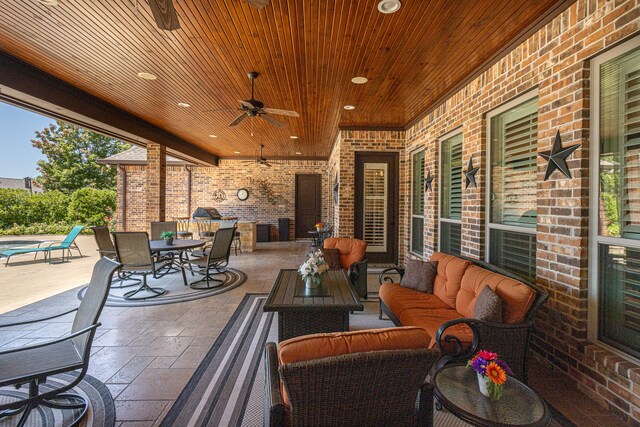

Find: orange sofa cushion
[456,265,536,324]
[398,308,474,348]
[379,283,451,318]
[323,237,367,271]
[278,327,431,365]
[429,252,472,308]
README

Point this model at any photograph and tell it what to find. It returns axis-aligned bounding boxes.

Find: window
[590,38,640,359]
[486,94,538,282]
[411,150,425,255]
[439,132,462,255]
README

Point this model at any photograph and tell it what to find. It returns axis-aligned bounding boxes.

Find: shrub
[67,188,117,227]
[0,189,30,228]
[27,190,70,224]
[0,222,93,236]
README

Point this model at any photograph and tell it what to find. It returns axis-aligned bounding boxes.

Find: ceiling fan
[256,144,273,167]
[206,71,299,129]
[146,0,269,31]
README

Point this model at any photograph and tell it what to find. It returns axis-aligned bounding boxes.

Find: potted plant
[298,249,329,289]
[160,231,175,245]
[467,350,513,400]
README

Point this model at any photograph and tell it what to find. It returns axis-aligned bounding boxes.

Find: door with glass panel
[440,133,463,255]
[590,40,640,359]
[354,152,399,264]
[487,95,538,282]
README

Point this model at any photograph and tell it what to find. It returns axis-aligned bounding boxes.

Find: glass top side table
[433,365,551,427]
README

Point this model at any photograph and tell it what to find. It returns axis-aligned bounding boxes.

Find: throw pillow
[474,285,503,323]
[400,259,438,293]
[322,248,342,270]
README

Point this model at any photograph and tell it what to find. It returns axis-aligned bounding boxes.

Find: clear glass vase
[305,275,323,289]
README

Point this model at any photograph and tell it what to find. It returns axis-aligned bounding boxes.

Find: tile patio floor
[0,241,623,426]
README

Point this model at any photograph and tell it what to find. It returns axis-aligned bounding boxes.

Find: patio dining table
[149,239,205,286]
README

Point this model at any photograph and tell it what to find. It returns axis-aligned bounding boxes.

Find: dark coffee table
[263,269,364,341]
[433,365,551,427]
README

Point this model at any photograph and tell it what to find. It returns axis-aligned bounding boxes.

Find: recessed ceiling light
[137,72,157,80]
[295,152,302,155]
[234,151,241,154]
[343,105,356,110]
[290,136,298,139]
[351,77,368,84]
[37,0,58,5]
[209,134,217,138]
[378,0,401,14]
[178,102,190,108]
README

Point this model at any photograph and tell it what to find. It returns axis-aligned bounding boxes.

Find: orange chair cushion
[456,265,536,323]
[398,308,473,348]
[278,327,431,365]
[323,237,367,271]
[379,283,451,318]
[429,252,472,308]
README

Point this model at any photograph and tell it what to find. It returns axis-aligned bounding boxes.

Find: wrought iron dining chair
[174,217,193,239]
[112,232,173,299]
[219,220,242,255]
[90,226,139,289]
[184,227,235,289]
[0,257,119,427]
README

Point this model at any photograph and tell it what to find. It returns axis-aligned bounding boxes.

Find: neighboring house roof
[98,147,192,165]
[0,177,43,193]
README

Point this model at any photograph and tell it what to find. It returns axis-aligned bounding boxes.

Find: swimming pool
[0,240,46,251]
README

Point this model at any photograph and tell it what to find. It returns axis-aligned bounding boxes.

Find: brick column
[116,165,126,231]
[146,143,166,229]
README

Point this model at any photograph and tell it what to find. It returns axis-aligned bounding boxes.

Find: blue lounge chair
[0,225,84,266]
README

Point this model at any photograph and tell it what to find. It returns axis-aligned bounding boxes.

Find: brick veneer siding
[118,159,328,242]
[404,0,640,422]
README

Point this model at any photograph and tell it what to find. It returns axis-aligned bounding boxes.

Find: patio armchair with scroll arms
[265,327,438,427]
[0,257,119,427]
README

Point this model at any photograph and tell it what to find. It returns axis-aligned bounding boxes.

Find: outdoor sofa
[379,252,548,382]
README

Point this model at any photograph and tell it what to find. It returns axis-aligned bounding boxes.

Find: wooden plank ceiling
[0,0,570,159]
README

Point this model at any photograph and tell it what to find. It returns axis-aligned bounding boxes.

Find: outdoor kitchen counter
[187,221,257,252]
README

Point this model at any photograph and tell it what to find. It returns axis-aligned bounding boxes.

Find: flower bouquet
[467,350,512,400]
[315,222,324,231]
[298,249,329,289]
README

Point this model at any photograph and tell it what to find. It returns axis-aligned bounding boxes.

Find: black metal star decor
[424,169,435,192]
[539,130,581,181]
[464,158,479,189]
[333,174,339,204]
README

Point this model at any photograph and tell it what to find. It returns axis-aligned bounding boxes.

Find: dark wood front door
[295,174,322,238]
[354,152,399,264]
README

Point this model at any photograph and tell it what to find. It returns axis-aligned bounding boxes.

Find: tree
[32,120,129,193]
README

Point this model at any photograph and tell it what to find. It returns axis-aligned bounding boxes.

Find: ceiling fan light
[351,76,368,84]
[378,0,401,14]
[343,105,356,110]
[137,72,157,80]
[178,102,191,108]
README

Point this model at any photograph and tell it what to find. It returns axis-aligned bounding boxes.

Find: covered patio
[1,0,639,425]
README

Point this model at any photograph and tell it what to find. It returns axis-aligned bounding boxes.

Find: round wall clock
[237,188,249,201]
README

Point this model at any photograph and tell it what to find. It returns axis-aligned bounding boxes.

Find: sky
[0,102,53,179]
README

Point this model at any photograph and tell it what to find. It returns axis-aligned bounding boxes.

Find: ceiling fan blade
[229,113,248,127]
[262,108,299,117]
[260,113,285,128]
[148,0,180,30]
[238,100,255,109]
[245,0,269,9]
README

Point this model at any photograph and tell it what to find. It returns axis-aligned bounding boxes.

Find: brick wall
[330,129,407,266]
[118,159,328,241]
[404,0,640,422]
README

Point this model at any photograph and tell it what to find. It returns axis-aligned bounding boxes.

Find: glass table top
[433,365,550,426]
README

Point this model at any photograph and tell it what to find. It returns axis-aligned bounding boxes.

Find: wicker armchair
[378,256,548,383]
[265,342,438,427]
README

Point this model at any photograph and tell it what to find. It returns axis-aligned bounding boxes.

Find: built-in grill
[192,207,222,220]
